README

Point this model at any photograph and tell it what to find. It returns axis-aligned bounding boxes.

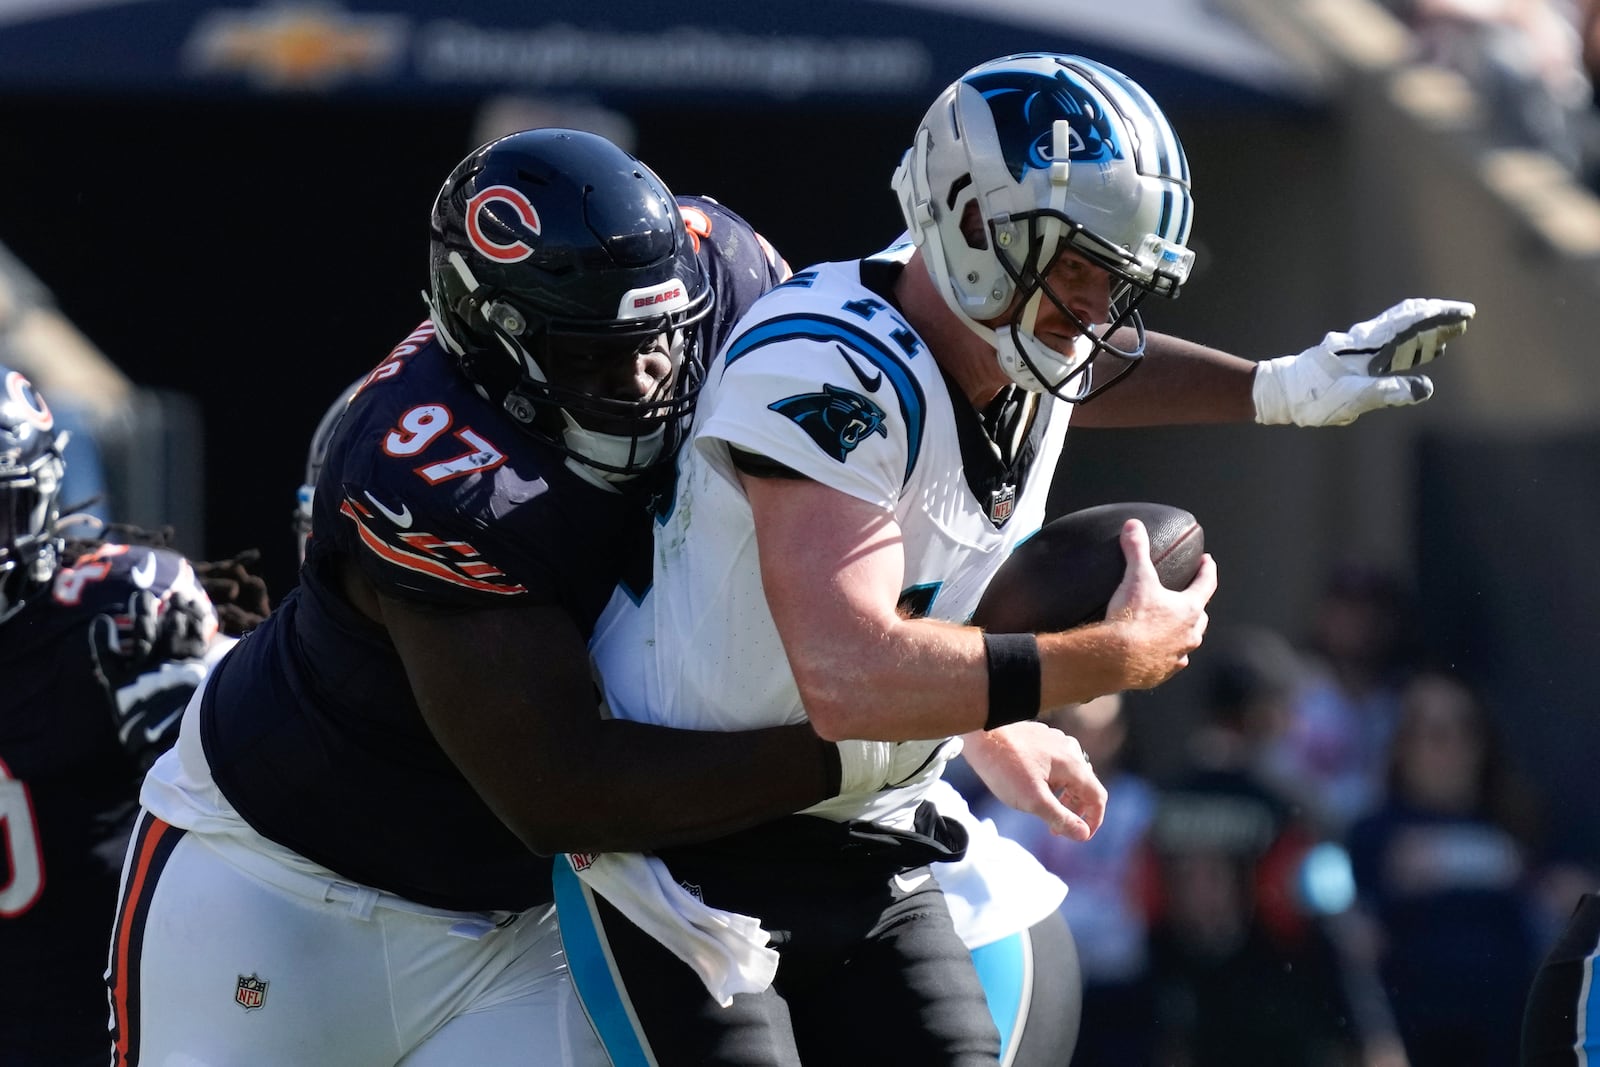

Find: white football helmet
[892,53,1195,401]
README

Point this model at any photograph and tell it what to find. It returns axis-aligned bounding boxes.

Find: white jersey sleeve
[694,268,931,514]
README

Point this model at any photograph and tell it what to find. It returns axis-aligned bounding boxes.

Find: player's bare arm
[363,567,838,856]
[1076,300,1474,428]
[1069,330,1258,427]
[743,471,1214,742]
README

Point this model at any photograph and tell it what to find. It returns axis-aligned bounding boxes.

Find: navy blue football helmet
[893,53,1195,402]
[0,365,66,623]
[425,128,713,479]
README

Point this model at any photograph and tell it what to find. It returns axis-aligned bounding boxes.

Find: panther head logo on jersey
[769,384,888,463]
[968,67,1123,181]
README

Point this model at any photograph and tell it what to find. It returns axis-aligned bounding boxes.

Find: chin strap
[994,294,1096,397]
[560,416,663,486]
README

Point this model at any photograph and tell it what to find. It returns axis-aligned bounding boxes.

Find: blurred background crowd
[4,0,1600,1063]
[945,563,1587,1065]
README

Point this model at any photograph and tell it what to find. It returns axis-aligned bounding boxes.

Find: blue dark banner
[0,0,1306,109]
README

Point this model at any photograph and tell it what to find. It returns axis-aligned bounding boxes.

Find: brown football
[971,502,1205,633]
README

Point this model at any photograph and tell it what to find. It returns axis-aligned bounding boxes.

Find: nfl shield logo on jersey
[989,485,1016,525]
[235,973,268,1011]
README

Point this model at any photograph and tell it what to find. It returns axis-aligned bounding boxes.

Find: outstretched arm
[1078,299,1475,428]
[1072,330,1257,427]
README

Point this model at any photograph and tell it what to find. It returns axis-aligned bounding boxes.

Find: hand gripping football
[972,502,1205,633]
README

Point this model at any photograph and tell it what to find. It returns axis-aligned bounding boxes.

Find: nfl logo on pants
[235,973,268,1010]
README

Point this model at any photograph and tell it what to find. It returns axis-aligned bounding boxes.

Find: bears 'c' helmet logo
[2,371,53,433]
[465,185,542,263]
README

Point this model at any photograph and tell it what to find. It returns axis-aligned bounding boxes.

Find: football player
[0,364,220,1065]
[563,52,1476,1064]
[109,128,1095,1065]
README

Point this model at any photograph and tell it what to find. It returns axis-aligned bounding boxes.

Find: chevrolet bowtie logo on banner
[185,4,409,89]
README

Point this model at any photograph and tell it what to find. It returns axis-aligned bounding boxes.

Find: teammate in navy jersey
[110,128,1016,1065]
[0,364,219,1066]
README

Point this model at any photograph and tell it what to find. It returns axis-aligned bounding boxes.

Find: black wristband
[983,632,1042,730]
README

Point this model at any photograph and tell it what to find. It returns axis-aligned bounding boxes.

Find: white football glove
[1252,298,1475,427]
[835,737,961,795]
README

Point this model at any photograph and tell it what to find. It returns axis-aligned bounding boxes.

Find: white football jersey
[592,246,1072,826]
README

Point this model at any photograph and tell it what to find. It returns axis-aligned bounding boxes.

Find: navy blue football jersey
[0,543,211,1064]
[200,197,789,912]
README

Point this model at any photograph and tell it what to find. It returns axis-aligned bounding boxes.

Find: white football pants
[107,811,607,1066]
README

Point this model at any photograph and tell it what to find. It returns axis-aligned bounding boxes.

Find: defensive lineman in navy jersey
[112,130,955,1065]
[193,318,659,910]
[0,365,219,1066]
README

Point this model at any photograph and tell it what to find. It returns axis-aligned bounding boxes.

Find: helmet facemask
[428,248,712,481]
[892,53,1195,403]
[0,442,64,625]
[987,211,1153,401]
[426,129,716,482]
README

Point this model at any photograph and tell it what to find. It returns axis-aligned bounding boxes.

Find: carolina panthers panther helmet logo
[968,68,1123,181]
[769,384,888,463]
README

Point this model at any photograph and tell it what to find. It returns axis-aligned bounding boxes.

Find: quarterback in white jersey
[569,241,1100,1067]
[578,244,1087,1065]
[564,49,1471,1067]
[593,241,1070,827]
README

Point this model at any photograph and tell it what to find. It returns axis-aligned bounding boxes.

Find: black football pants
[560,808,1000,1066]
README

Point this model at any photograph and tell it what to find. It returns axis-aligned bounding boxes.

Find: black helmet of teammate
[0,364,65,623]
[426,128,712,478]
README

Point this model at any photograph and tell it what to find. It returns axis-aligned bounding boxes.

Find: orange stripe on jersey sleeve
[339,499,527,595]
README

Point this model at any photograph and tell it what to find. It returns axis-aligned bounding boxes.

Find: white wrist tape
[833,736,963,795]
[835,740,893,795]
